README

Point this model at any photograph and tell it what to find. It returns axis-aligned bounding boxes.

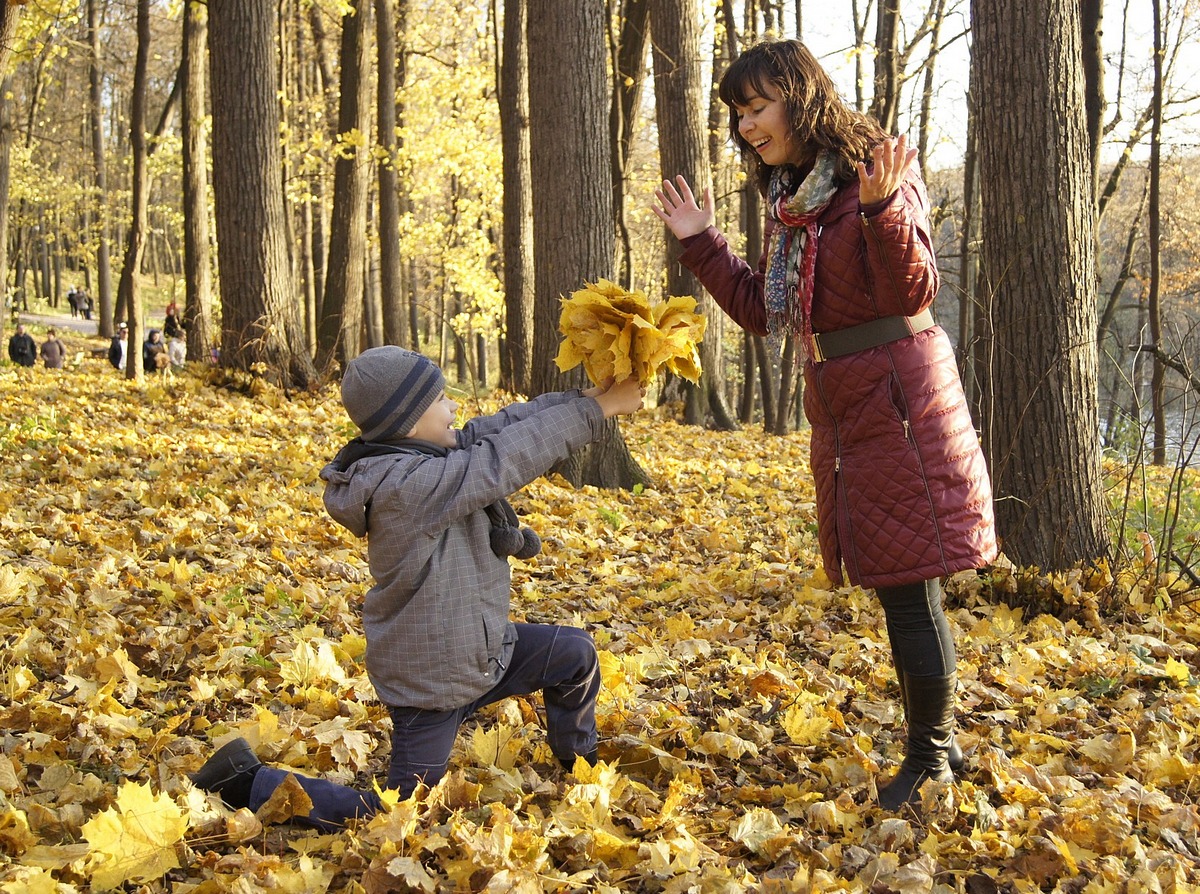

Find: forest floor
[1,355,1198,892]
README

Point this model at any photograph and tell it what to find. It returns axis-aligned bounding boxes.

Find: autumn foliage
[554,280,706,386]
[1,359,1199,892]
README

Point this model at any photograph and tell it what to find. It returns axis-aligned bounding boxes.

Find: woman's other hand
[652,175,715,241]
[857,135,917,206]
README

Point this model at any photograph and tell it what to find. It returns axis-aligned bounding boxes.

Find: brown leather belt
[810,308,936,363]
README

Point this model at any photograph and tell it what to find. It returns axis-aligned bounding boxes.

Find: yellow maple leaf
[82,781,188,889]
[554,280,706,386]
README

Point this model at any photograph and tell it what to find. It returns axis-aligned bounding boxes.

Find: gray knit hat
[340,346,445,442]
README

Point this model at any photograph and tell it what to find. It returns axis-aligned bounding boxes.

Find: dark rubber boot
[559,749,599,772]
[189,737,262,809]
[878,673,956,811]
[897,671,963,772]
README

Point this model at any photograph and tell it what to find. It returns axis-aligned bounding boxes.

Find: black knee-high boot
[878,672,956,810]
[896,670,963,772]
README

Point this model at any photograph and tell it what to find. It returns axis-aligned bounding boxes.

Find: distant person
[7,324,36,367]
[82,291,94,321]
[108,322,129,370]
[66,287,80,319]
[168,334,186,368]
[163,309,184,340]
[143,328,169,373]
[40,328,67,369]
[190,347,646,829]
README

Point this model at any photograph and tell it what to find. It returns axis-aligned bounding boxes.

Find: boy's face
[406,391,459,447]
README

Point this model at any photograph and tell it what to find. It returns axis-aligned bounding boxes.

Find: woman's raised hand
[652,175,715,241]
[857,135,918,206]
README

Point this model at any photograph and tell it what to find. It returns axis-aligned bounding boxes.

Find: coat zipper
[813,364,858,580]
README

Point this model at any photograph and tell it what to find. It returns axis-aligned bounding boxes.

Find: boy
[191,346,644,829]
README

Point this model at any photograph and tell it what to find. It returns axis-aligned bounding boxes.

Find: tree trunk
[498,0,535,393]
[651,0,735,431]
[916,0,947,174]
[182,0,214,365]
[317,0,373,371]
[527,0,648,489]
[610,0,650,288]
[0,76,13,345]
[88,0,114,336]
[1148,0,1165,465]
[0,0,16,344]
[973,0,1108,569]
[209,0,317,388]
[375,0,406,349]
[116,0,152,380]
[870,0,902,133]
[1080,0,1104,202]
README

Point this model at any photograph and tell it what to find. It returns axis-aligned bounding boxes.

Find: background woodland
[1,0,1200,569]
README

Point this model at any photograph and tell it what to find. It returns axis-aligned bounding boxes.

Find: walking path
[15,311,100,337]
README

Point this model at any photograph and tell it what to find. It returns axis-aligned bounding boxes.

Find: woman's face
[732,84,806,168]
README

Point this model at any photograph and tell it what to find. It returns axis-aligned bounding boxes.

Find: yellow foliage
[554,279,707,385]
[81,782,187,889]
[2,363,1200,891]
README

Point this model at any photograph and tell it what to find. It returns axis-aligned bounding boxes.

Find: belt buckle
[809,333,826,363]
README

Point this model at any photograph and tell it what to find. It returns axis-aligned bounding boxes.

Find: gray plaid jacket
[320,390,605,710]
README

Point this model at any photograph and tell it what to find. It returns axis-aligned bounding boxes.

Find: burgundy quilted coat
[679,168,997,588]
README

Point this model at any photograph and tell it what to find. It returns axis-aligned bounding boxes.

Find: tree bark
[88,0,114,337]
[1080,0,1104,202]
[182,0,214,365]
[116,0,151,380]
[375,0,406,349]
[498,0,534,393]
[870,0,902,133]
[1148,0,1165,465]
[610,0,651,288]
[651,0,735,430]
[0,7,20,346]
[527,0,648,489]
[972,0,1108,569]
[317,0,373,371]
[209,0,316,387]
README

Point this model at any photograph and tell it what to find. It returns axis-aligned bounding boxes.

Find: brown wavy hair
[719,39,889,195]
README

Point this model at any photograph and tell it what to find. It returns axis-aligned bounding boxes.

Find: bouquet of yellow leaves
[554,279,707,386]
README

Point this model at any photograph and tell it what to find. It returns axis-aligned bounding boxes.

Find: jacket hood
[320,456,396,538]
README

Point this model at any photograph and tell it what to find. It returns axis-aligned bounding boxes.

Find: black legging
[875,578,956,677]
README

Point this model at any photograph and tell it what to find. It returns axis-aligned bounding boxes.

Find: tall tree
[317,0,373,370]
[0,9,21,343]
[870,0,901,133]
[972,0,1108,568]
[610,0,650,288]
[498,0,534,393]
[1147,0,1165,465]
[88,0,114,336]
[115,0,151,379]
[208,0,316,387]
[181,0,213,364]
[650,0,735,429]
[375,0,405,349]
[527,0,648,488]
[1080,0,1104,200]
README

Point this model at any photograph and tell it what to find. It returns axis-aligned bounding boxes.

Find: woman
[653,39,997,810]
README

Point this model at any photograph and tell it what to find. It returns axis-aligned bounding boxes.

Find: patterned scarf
[764,151,839,359]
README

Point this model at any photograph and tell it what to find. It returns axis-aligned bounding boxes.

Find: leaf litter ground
[1,361,1198,892]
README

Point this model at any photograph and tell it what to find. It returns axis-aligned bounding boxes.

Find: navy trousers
[247,622,600,831]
